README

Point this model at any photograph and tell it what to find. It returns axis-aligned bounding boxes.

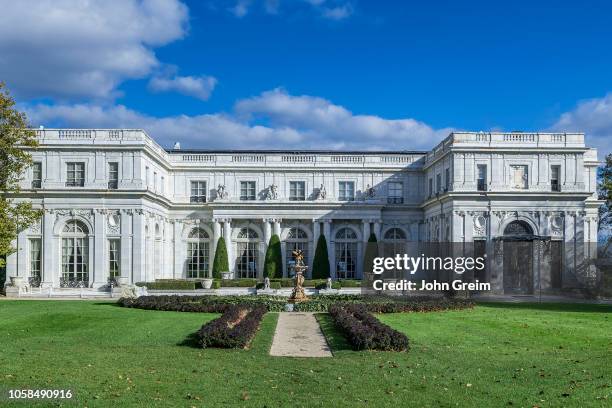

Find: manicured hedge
[256,281,282,290]
[329,304,409,351]
[197,305,267,349]
[220,279,257,287]
[339,279,362,288]
[119,294,474,314]
[134,280,196,290]
[311,235,330,279]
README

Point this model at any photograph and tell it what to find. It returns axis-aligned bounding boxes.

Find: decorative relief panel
[107,212,121,235]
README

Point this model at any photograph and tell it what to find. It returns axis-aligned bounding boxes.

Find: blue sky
[1,0,611,153]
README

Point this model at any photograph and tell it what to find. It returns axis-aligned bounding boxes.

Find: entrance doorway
[503,221,534,294]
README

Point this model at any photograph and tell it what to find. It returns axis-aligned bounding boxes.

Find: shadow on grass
[315,313,353,353]
[92,301,123,308]
[478,301,612,313]
[178,331,201,348]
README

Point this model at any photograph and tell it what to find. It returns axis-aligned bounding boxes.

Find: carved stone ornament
[107,213,121,235]
[473,215,487,236]
[216,184,229,200]
[265,184,279,200]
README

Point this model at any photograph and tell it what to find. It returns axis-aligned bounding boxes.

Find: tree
[362,232,379,276]
[0,82,41,269]
[211,236,229,279]
[263,234,282,279]
[598,153,612,250]
[312,234,331,279]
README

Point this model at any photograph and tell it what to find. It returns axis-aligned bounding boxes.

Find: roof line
[166,149,428,154]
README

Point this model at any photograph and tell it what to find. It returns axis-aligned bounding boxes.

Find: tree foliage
[212,236,229,279]
[598,153,612,250]
[263,234,282,279]
[0,82,41,268]
[312,234,331,279]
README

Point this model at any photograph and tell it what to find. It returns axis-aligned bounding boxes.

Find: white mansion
[4,129,603,295]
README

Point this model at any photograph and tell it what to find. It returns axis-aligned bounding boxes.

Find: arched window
[286,227,309,276]
[236,227,260,278]
[504,220,533,236]
[187,228,210,278]
[61,220,89,287]
[335,227,358,279]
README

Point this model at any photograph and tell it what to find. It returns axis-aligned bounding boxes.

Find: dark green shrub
[212,237,229,279]
[263,234,283,279]
[135,280,196,290]
[362,232,379,275]
[211,280,221,289]
[220,279,257,287]
[339,279,362,288]
[312,234,330,279]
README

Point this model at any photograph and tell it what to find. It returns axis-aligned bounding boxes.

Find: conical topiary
[264,234,283,279]
[212,236,229,279]
[312,234,331,279]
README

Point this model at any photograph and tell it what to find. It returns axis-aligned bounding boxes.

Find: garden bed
[196,305,267,349]
[119,294,474,313]
[328,304,409,351]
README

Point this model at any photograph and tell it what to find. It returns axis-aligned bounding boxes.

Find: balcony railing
[108,180,118,190]
[551,179,560,192]
[387,197,404,204]
[190,196,207,203]
[65,180,85,187]
[477,180,487,191]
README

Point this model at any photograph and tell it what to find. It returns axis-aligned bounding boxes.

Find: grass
[0,301,610,407]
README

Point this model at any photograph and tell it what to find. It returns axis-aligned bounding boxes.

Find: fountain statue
[288,249,309,302]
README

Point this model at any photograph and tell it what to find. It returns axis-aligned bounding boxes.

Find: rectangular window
[477,164,487,191]
[240,181,256,200]
[145,166,150,188]
[66,162,85,187]
[436,174,442,192]
[428,178,433,197]
[387,181,403,204]
[445,168,450,191]
[511,165,528,189]
[153,172,157,192]
[108,239,120,279]
[338,181,355,201]
[161,176,165,194]
[108,162,118,190]
[32,162,42,189]
[30,238,42,279]
[289,181,306,201]
[551,165,560,191]
[190,181,207,203]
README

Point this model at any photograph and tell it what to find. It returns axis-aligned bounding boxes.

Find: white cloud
[0,0,189,100]
[148,75,218,100]
[549,93,612,157]
[321,3,353,20]
[23,88,452,150]
[229,0,251,17]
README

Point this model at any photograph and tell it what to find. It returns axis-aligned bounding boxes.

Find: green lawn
[0,301,610,407]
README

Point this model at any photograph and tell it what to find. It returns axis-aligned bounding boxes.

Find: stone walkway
[269,312,333,357]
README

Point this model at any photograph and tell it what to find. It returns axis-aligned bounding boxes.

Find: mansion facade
[4,129,603,295]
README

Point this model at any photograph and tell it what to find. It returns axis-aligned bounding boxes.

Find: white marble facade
[4,129,603,293]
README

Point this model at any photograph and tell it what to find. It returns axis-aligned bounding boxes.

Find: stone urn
[201,278,214,289]
[221,271,232,280]
[117,276,129,287]
[10,276,24,288]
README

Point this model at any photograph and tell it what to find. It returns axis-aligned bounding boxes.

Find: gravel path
[269,312,333,357]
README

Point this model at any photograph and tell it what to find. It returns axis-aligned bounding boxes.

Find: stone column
[362,220,371,243]
[173,220,182,279]
[223,219,233,273]
[120,210,132,283]
[93,210,106,287]
[313,219,320,241]
[263,219,271,243]
[132,210,146,283]
[273,219,281,236]
[42,210,56,286]
[212,218,221,277]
